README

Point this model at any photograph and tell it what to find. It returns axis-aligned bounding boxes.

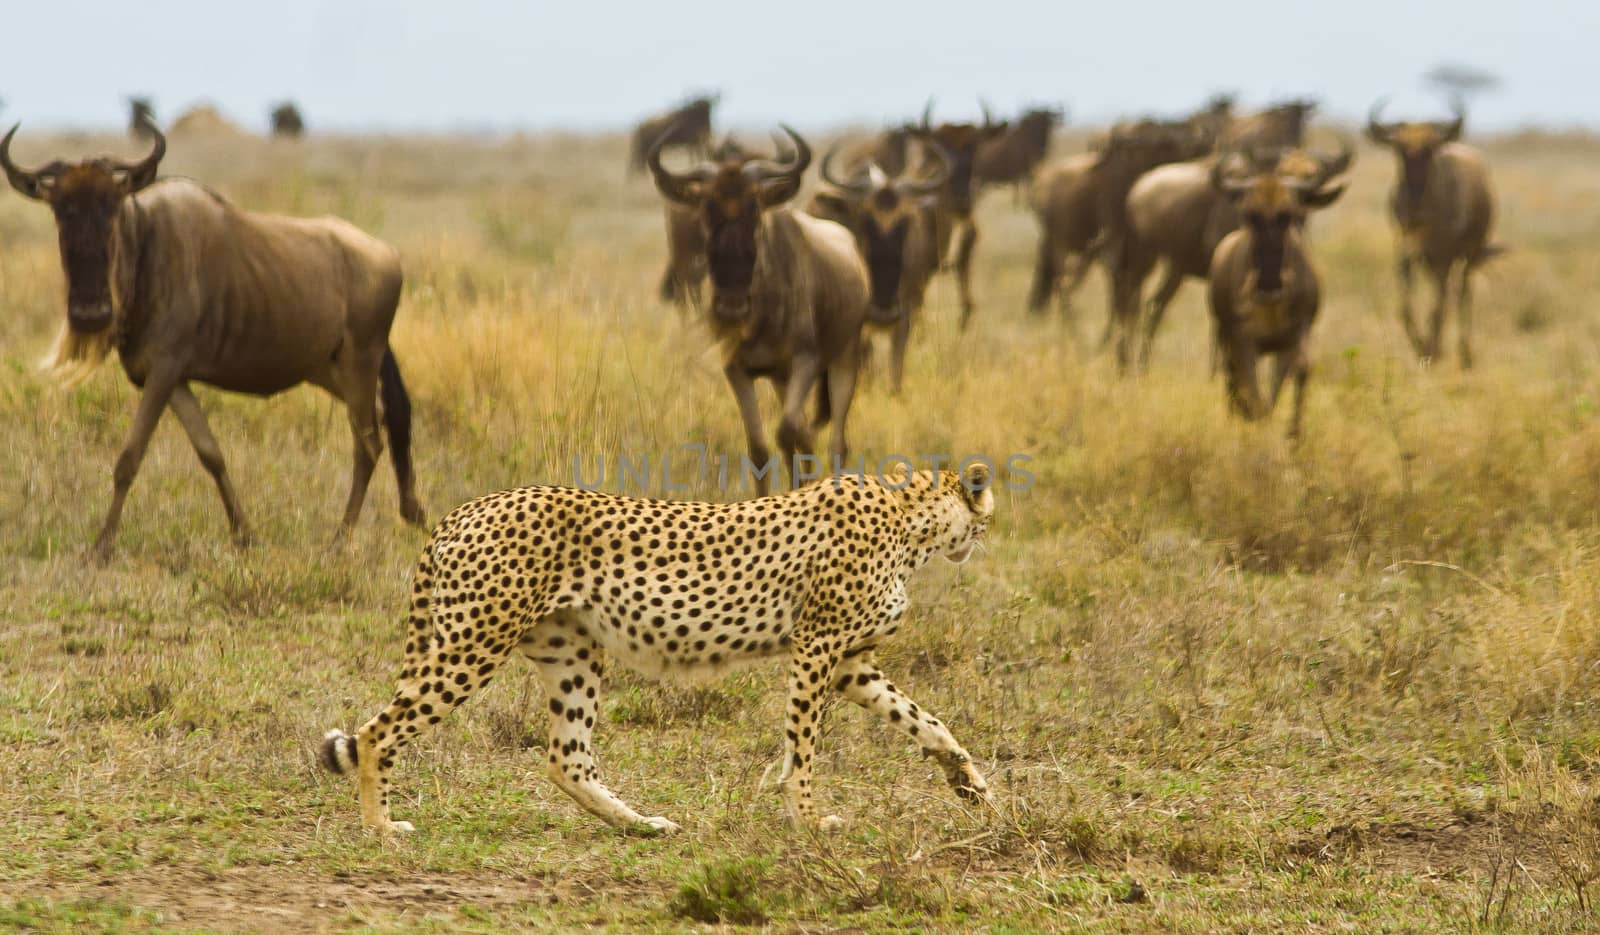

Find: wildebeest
[128,98,157,140]
[628,94,717,176]
[270,101,305,138]
[807,143,952,394]
[656,136,763,309]
[910,102,1009,330]
[1029,119,1213,357]
[1,118,424,560]
[1366,98,1499,366]
[1208,162,1346,438]
[1221,98,1316,151]
[974,106,1064,195]
[647,125,869,493]
[1123,137,1353,367]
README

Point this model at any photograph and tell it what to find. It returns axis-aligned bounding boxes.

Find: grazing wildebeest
[1221,98,1316,151]
[1,119,424,559]
[974,106,1064,196]
[128,98,157,140]
[1123,137,1353,367]
[647,125,869,493]
[270,102,305,138]
[1366,98,1499,367]
[1208,162,1346,438]
[909,102,1009,330]
[807,143,952,394]
[628,94,717,176]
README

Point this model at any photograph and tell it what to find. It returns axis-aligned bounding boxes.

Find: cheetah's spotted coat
[320,464,994,835]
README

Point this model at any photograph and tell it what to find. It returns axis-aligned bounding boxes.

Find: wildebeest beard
[52,172,127,333]
[1398,151,1434,222]
[861,216,908,319]
[1246,216,1291,296]
[705,208,759,322]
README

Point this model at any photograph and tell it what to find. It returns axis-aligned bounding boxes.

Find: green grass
[3,127,1600,931]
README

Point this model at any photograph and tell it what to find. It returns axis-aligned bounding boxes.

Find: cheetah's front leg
[779,644,843,831]
[833,652,989,802]
[523,616,679,835]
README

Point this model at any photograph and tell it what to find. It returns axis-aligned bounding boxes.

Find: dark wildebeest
[910,102,1009,330]
[1221,98,1316,152]
[647,125,869,494]
[656,136,766,309]
[1187,93,1237,142]
[974,106,1064,197]
[1,119,424,560]
[270,102,305,138]
[1123,137,1353,367]
[1366,99,1499,367]
[628,94,717,176]
[1208,162,1346,439]
[807,143,952,394]
[1029,119,1213,352]
[128,98,157,141]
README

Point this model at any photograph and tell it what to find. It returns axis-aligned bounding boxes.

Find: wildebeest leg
[832,651,989,802]
[1222,338,1264,420]
[1397,252,1424,356]
[1138,265,1185,370]
[337,363,384,535]
[1457,264,1475,370]
[92,365,183,562]
[724,363,773,496]
[888,315,911,396]
[824,345,861,469]
[168,383,250,547]
[954,223,979,331]
[1423,259,1452,362]
[378,348,425,526]
[1026,235,1059,316]
[1287,348,1311,441]
[777,355,822,489]
[657,264,680,305]
[779,640,843,830]
[1058,252,1097,332]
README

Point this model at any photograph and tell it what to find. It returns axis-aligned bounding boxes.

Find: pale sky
[2,1,1592,133]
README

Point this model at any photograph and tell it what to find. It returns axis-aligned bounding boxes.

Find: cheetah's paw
[636,816,681,836]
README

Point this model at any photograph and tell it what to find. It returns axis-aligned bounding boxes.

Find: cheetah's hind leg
[521,612,681,835]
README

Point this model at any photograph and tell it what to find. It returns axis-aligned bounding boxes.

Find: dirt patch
[5,865,547,933]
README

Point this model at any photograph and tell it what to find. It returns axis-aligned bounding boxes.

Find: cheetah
[319,461,995,836]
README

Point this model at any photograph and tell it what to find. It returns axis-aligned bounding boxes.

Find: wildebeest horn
[820,145,870,195]
[897,139,952,196]
[0,124,50,199]
[980,98,996,127]
[646,120,715,205]
[1316,133,1356,181]
[1209,158,1254,196]
[920,99,934,130]
[115,115,166,187]
[1366,98,1396,144]
[741,124,810,183]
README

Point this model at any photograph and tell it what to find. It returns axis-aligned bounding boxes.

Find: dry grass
[4,127,1600,932]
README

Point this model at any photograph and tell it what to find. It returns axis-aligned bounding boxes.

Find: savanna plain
[4,126,1600,933]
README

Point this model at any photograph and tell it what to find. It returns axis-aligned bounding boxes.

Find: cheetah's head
[940,462,995,565]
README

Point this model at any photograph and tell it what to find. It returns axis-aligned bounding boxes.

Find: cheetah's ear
[960,461,991,503]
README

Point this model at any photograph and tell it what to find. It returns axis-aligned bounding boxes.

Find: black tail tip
[319,729,358,774]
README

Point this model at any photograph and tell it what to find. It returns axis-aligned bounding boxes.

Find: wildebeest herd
[2,89,1503,837]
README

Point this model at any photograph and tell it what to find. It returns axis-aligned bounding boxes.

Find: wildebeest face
[917,123,1006,216]
[1216,170,1344,301]
[1,121,165,333]
[1367,99,1464,213]
[648,124,810,325]
[817,146,951,323]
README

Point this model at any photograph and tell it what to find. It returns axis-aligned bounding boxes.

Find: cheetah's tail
[319,728,358,775]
